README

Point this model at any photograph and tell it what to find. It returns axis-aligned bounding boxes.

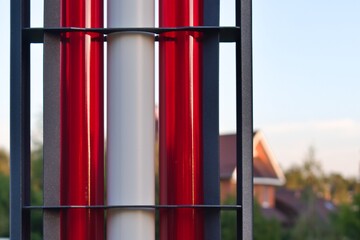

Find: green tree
[253,201,281,240]
[221,196,236,240]
[326,173,352,204]
[291,203,337,240]
[221,196,281,240]
[0,149,9,237]
[284,147,335,239]
[347,177,360,196]
[285,166,304,190]
[0,149,9,175]
[301,146,326,199]
[0,171,9,237]
[332,194,360,240]
[30,146,43,240]
[0,147,43,239]
[285,146,326,199]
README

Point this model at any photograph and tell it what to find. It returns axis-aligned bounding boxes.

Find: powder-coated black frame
[237,0,254,239]
[10,0,31,239]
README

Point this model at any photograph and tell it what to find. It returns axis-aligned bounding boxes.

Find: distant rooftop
[219,131,285,186]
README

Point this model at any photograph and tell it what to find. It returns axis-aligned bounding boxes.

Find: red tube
[159,0,204,239]
[60,0,104,239]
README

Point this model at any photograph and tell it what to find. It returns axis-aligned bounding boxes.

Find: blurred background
[1,0,360,239]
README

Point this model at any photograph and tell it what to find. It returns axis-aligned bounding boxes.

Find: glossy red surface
[159,0,204,239]
[60,0,104,239]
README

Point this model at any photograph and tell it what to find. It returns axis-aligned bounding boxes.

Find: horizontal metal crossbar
[23,26,240,43]
[23,204,242,210]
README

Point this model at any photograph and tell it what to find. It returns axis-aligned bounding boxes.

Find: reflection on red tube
[159,0,204,239]
[60,0,104,239]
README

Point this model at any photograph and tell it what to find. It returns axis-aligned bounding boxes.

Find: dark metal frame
[43,0,61,239]
[237,0,254,239]
[10,0,252,239]
[202,0,220,239]
[10,0,31,239]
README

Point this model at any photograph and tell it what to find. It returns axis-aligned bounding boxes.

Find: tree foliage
[221,196,281,240]
[221,196,236,240]
[285,146,326,199]
[326,173,352,204]
[0,170,9,237]
[332,194,360,240]
[253,201,281,240]
[0,149,9,176]
[0,148,43,239]
[30,146,43,240]
[0,149,9,237]
[285,146,359,204]
[284,146,360,239]
[290,201,337,240]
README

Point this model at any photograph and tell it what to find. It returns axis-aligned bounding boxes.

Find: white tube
[107,0,155,239]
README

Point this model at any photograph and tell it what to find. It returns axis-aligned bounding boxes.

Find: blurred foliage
[253,201,282,240]
[325,173,353,204]
[221,196,236,240]
[0,147,43,239]
[285,146,326,199]
[332,194,360,240]
[284,146,360,239]
[285,146,359,204]
[0,149,9,237]
[0,149,9,176]
[290,194,337,240]
[30,146,43,240]
[0,169,9,237]
[221,196,281,240]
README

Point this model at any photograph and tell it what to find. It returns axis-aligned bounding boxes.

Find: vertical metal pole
[236,0,253,240]
[43,0,61,239]
[10,0,31,239]
[202,0,220,240]
[60,0,104,239]
[159,0,204,239]
[107,0,155,239]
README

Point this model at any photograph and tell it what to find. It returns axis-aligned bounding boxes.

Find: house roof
[275,188,336,224]
[261,207,288,224]
[219,131,285,186]
[253,156,277,179]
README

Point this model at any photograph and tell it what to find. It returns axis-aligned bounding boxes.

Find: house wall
[254,185,275,208]
[220,180,276,209]
[220,180,236,202]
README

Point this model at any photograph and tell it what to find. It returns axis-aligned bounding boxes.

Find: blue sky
[250,0,360,177]
[1,0,360,177]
